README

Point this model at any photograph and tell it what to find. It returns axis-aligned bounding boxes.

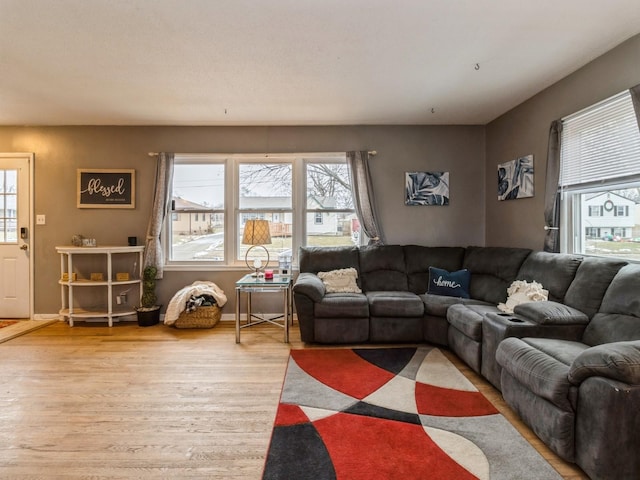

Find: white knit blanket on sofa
[497,280,548,314]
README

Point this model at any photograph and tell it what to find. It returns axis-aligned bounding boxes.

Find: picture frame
[77,169,135,209]
[498,155,534,201]
[405,171,449,206]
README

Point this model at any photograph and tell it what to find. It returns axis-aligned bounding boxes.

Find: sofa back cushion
[299,246,360,276]
[516,251,583,302]
[359,245,408,291]
[564,257,627,318]
[403,245,466,294]
[463,246,531,304]
[582,264,640,346]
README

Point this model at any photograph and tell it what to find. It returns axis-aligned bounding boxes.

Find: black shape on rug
[353,347,418,375]
[263,423,336,480]
[344,401,421,425]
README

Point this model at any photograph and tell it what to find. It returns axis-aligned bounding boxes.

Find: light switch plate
[36,214,46,225]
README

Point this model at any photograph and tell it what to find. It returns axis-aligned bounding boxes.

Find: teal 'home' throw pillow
[428,267,471,298]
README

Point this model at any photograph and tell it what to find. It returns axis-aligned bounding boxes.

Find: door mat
[0,320,58,344]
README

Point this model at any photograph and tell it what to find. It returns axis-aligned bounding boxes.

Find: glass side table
[235,273,292,343]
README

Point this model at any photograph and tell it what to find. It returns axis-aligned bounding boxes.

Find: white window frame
[559,89,640,260]
[164,152,354,271]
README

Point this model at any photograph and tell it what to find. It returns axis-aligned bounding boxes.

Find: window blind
[560,90,640,187]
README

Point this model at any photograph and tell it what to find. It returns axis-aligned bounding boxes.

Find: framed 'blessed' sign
[77,169,136,209]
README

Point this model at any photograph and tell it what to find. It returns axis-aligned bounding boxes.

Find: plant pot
[136,306,161,327]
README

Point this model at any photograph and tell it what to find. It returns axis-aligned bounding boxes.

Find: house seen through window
[166,154,359,267]
[560,90,640,260]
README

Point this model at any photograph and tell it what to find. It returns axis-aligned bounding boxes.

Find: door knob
[20,244,28,250]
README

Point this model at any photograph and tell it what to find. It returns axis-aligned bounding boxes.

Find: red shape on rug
[291,349,395,399]
[314,412,477,480]
[0,320,18,329]
[415,382,498,417]
[274,403,310,427]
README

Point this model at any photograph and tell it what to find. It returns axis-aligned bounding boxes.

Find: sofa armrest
[293,272,326,303]
[513,301,589,325]
[568,341,640,385]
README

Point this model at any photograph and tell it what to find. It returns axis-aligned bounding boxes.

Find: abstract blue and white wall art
[405,171,449,206]
[497,155,534,201]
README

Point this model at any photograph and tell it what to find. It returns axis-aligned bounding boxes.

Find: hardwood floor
[0,320,588,479]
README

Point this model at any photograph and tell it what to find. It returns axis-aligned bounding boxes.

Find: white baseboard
[33,313,62,321]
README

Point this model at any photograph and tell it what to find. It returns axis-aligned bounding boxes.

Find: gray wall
[0,125,485,315]
[485,34,640,249]
[5,31,638,317]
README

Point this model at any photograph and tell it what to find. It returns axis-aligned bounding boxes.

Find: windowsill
[563,252,640,264]
[163,263,300,273]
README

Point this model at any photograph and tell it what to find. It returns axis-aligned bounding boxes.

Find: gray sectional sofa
[293,245,640,480]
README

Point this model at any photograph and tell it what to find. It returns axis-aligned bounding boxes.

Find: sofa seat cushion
[497,337,588,410]
[446,304,500,341]
[366,291,423,317]
[423,294,491,317]
[314,293,369,318]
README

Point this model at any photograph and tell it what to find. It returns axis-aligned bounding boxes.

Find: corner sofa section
[293,244,640,480]
[496,263,640,480]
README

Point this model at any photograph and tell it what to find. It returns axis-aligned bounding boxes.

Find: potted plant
[136,266,161,327]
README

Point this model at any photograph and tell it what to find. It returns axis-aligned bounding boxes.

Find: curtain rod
[148,150,377,157]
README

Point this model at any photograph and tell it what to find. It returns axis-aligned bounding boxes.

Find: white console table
[56,245,144,326]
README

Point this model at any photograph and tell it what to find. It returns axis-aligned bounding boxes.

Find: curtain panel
[631,83,640,131]
[347,151,384,245]
[143,152,174,278]
[543,120,562,252]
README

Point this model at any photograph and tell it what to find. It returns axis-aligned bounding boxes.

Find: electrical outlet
[36,214,46,225]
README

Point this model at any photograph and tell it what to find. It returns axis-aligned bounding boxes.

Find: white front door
[0,154,32,318]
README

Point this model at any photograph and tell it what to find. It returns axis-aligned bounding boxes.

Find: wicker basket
[174,305,222,329]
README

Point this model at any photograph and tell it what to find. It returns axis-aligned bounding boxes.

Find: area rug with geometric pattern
[262,347,562,480]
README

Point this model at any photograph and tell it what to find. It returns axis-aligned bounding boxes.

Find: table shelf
[56,245,144,327]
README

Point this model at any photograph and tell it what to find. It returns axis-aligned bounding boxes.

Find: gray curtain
[631,83,640,130]
[347,150,384,245]
[143,152,174,278]
[543,120,562,252]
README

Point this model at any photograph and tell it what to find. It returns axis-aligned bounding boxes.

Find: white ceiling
[1,0,640,126]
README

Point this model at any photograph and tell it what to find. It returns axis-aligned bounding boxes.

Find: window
[614,205,629,217]
[585,227,598,238]
[170,161,225,262]
[560,90,640,260]
[305,162,357,248]
[165,154,358,268]
[237,162,292,264]
[0,169,18,243]
[588,206,602,217]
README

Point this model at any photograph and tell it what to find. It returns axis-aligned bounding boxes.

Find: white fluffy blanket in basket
[497,280,548,314]
[164,281,227,326]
